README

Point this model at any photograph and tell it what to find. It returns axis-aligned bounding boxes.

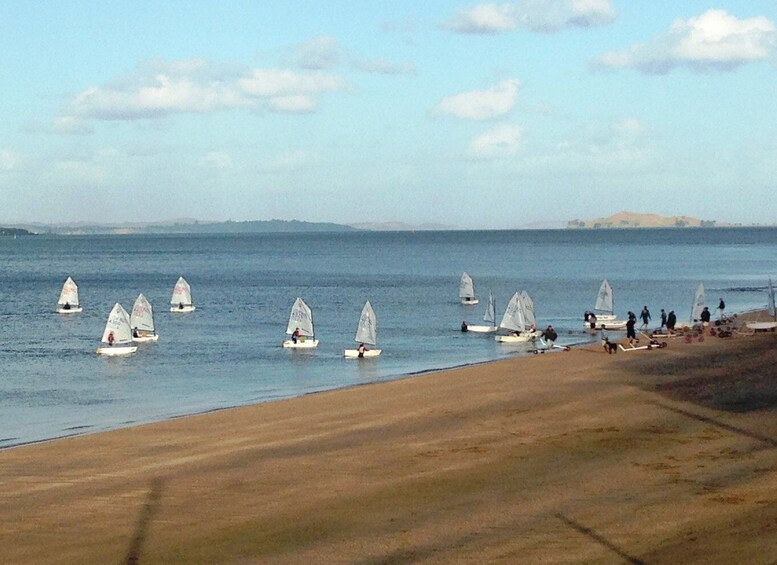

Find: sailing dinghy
[519,290,542,339]
[586,279,627,330]
[344,301,381,358]
[495,293,534,343]
[459,272,479,305]
[746,279,777,330]
[130,293,159,342]
[96,303,138,356]
[690,282,705,324]
[170,276,195,312]
[465,291,498,333]
[283,297,319,349]
[56,277,83,313]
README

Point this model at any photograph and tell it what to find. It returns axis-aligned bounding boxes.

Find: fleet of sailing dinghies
[96,303,138,356]
[56,277,82,313]
[459,272,479,305]
[170,276,195,312]
[586,279,627,330]
[282,297,319,349]
[130,293,159,342]
[344,301,382,358]
[495,292,537,343]
[466,291,498,333]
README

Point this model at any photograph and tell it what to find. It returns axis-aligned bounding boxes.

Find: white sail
[58,277,79,306]
[170,276,193,307]
[130,293,155,333]
[691,283,705,322]
[595,279,613,314]
[499,292,526,332]
[354,301,377,345]
[769,278,775,318]
[520,290,536,328]
[100,303,133,345]
[483,291,496,324]
[286,297,314,337]
[459,272,475,300]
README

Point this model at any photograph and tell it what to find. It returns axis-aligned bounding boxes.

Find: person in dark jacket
[640,306,651,331]
[700,306,711,326]
[541,325,558,350]
[666,310,677,333]
[626,313,637,345]
[660,309,667,330]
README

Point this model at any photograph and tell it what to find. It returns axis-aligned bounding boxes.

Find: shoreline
[2,312,776,562]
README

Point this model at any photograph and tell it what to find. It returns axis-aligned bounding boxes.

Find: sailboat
[170,276,195,312]
[747,278,777,330]
[130,293,159,342]
[96,303,138,356]
[459,272,479,305]
[282,297,319,349]
[56,276,83,314]
[519,290,542,339]
[690,282,705,324]
[344,301,381,358]
[495,292,534,343]
[586,279,627,330]
[465,291,498,333]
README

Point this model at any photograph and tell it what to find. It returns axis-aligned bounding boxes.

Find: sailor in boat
[357,343,368,358]
[132,327,139,339]
[107,331,115,347]
[292,328,301,344]
[63,301,71,311]
[461,321,468,332]
[178,302,184,310]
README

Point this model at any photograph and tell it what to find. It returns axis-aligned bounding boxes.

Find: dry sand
[2,322,777,564]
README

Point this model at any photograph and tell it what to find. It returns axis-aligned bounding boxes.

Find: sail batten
[286,298,315,337]
[354,301,377,345]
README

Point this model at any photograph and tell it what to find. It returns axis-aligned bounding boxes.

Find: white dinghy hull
[283,339,320,349]
[96,345,138,356]
[57,307,83,314]
[171,305,196,313]
[344,348,382,358]
[466,325,498,333]
[133,334,159,343]
[460,298,479,305]
[496,334,536,343]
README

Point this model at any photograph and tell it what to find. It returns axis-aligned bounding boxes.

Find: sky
[1,0,777,229]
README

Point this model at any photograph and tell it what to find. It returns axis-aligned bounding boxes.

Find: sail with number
[459,272,476,301]
[595,279,614,315]
[520,290,536,328]
[354,301,377,345]
[499,293,526,332]
[101,303,133,345]
[58,277,80,307]
[130,294,155,334]
[170,277,193,308]
[691,283,705,322]
[286,297,315,337]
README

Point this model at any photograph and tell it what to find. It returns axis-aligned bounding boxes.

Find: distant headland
[567,211,738,229]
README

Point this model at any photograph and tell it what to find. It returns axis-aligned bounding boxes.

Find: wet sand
[2,322,777,563]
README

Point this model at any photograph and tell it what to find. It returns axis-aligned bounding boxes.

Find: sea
[2,228,776,448]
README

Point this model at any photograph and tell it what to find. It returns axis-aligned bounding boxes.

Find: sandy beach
[2,322,777,564]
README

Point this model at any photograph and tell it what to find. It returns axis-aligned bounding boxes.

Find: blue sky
[2,0,776,228]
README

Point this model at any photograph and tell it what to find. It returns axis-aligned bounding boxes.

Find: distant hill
[0,227,35,236]
[567,211,726,229]
[10,219,356,235]
[349,221,457,231]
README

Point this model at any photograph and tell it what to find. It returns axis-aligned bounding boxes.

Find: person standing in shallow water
[640,306,651,331]
[660,309,667,330]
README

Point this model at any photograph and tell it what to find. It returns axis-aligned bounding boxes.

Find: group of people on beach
[619,298,725,346]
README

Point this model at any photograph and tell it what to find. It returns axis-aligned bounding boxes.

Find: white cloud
[286,36,342,70]
[595,9,777,73]
[351,58,416,76]
[238,68,345,97]
[434,79,520,120]
[0,149,21,171]
[443,0,615,34]
[52,116,94,135]
[469,123,523,158]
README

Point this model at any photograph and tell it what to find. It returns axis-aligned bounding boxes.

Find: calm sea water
[2,228,776,448]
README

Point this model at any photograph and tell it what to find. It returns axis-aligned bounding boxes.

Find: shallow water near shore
[1,227,776,447]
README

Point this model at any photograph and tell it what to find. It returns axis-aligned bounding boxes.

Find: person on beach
[660,309,667,330]
[666,310,677,333]
[541,325,558,351]
[700,306,711,326]
[626,313,637,345]
[640,306,651,331]
[461,321,468,332]
[718,298,726,319]
[292,328,301,344]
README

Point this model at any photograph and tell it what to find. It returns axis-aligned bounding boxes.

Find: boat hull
[466,325,498,333]
[96,345,138,356]
[283,339,320,349]
[460,298,479,305]
[57,307,82,314]
[746,322,777,330]
[171,305,196,313]
[496,334,535,343]
[133,334,159,343]
[344,348,382,358]
[586,320,628,330]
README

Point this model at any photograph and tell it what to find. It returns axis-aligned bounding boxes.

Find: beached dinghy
[344,301,381,358]
[749,278,777,330]
[56,277,83,314]
[170,276,195,312]
[130,293,159,342]
[495,293,534,343]
[459,272,479,305]
[466,291,498,333]
[282,297,319,349]
[96,303,138,356]
[586,279,627,330]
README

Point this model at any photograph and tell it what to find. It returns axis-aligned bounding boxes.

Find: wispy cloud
[442,0,615,34]
[469,123,523,158]
[433,79,520,120]
[0,149,21,171]
[351,58,416,76]
[284,36,343,70]
[595,9,777,74]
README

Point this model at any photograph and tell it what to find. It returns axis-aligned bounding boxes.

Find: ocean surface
[2,228,776,448]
